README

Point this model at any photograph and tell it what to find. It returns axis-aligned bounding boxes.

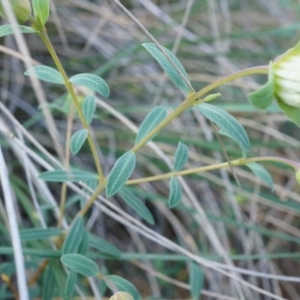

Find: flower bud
[0,0,32,23]
[109,292,134,300]
[274,41,300,108]
[296,169,300,186]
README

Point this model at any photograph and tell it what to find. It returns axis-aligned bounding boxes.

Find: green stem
[75,65,271,217]
[131,66,269,153]
[76,182,106,218]
[131,98,192,152]
[126,156,297,185]
[189,65,269,102]
[37,27,104,181]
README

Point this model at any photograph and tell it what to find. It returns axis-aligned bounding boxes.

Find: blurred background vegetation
[1,0,300,299]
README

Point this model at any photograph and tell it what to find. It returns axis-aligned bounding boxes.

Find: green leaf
[248,62,274,110]
[20,228,63,241]
[106,275,141,300]
[189,262,204,299]
[106,151,136,197]
[78,230,89,256]
[89,234,121,257]
[42,265,56,300]
[24,65,64,84]
[169,176,182,208]
[276,97,300,126]
[32,0,49,25]
[39,169,98,182]
[65,271,77,300]
[51,261,67,296]
[61,254,100,277]
[174,142,189,171]
[197,103,250,157]
[70,129,88,155]
[202,93,222,103]
[246,162,274,191]
[62,217,85,255]
[69,73,110,97]
[135,106,167,145]
[118,188,154,224]
[0,25,37,38]
[82,95,96,125]
[142,43,192,94]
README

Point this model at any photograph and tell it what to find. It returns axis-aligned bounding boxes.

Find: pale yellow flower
[274,43,300,107]
[0,0,31,23]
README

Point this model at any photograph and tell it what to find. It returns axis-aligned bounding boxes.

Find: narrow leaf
[65,271,77,300]
[174,142,189,171]
[0,25,37,38]
[118,188,154,224]
[169,176,182,208]
[20,228,63,241]
[69,73,110,97]
[51,261,67,296]
[142,43,191,94]
[248,62,274,110]
[89,234,121,257]
[78,230,90,256]
[135,106,167,145]
[189,262,204,299]
[39,169,98,182]
[197,103,250,157]
[106,275,141,300]
[62,217,85,255]
[24,65,64,84]
[82,95,96,125]
[61,254,99,277]
[42,265,56,300]
[70,129,88,155]
[32,0,49,25]
[246,162,274,191]
[106,151,136,197]
[24,66,64,84]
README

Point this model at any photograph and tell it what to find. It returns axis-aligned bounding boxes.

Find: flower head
[274,42,300,107]
[248,41,300,126]
[0,0,32,24]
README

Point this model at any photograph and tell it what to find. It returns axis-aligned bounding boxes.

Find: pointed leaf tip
[70,129,88,155]
[106,151,136,197]
[169,177,182,208]
[32,0,50,25]
[106,275,141,300]
[24,65,64,84]
[246,162,274,191]
[82,95,96,125]
[69,73,110,97]
[197,103,250,157]
[118,188,155,224]
[135,106,167,145]
[142,43,192,94]
[61,254,99,277]
[174,142,189,171]
[189,262,204,299]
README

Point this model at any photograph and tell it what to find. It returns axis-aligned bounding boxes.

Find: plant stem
[131,66,269,153]
[189,65,269,102]
[76,182,106,218]
[37,27,104,181]
[75,66,271,216]
[126,156,297,185]
[57,104,74,228]
[131,96,193,152]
